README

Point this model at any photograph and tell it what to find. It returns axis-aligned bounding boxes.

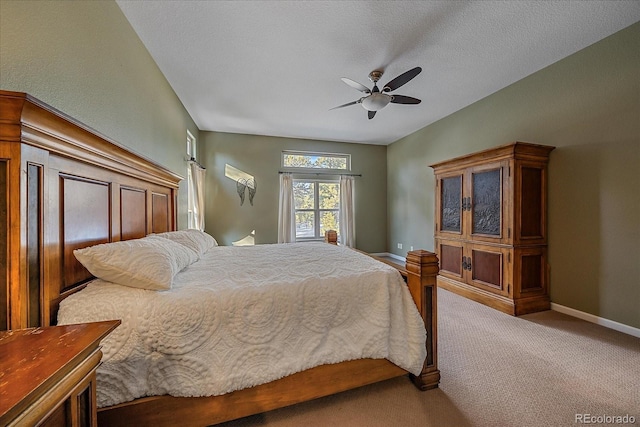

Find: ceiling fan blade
[341,78,371,94]
[390,95,422,105]
[368,110,376,120]
[330,100,360,110]
[383,67,422,92]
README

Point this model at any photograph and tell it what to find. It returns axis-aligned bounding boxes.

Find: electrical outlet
[397,243,402,249]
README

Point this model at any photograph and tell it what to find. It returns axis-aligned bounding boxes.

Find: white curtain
[188,161,206,231]
[339,175,355,247]
[277,173,296,243]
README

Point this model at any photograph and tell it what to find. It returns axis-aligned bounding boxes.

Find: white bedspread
[57,242,427,408]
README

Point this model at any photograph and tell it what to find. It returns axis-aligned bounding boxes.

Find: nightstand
[0,320,120,426]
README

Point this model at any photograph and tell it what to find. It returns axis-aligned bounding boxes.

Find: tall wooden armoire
[431,142,554,315]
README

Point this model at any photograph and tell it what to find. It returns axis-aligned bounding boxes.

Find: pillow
[152,229,218,257]
[73,235,198,291]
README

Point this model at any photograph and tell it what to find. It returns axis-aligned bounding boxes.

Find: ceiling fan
[331,66,422,119]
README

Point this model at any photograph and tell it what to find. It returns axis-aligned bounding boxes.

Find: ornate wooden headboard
[0,91,182,330]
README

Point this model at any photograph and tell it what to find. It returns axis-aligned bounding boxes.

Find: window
[294,180,340,239]
[282,151,350,171]
[282,150,350,241]
[186,131,196,228]
[187,130,196,159]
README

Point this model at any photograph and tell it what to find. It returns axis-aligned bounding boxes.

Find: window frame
[282,150,348,241]
[186,130,197,228]
[293,178,340,241]
[187,130,197,159]
[281,150,351,174]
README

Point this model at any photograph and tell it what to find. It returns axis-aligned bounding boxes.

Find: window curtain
[277,173,296,243]
[339,175,355,247]
[188,161,206,231]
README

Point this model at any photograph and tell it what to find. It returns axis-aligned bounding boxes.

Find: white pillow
[152,229,218,257]
[73,235,198,290]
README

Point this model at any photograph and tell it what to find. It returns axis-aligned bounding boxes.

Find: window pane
[295,212,315,238]
[312,156,347,169]
[320,211,339,237]
[293,181,314,209]
[319,183,339,209]
[283,153,348,170]
[284,154,313,168]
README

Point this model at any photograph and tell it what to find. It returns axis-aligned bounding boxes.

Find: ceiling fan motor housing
[368,70,384,83]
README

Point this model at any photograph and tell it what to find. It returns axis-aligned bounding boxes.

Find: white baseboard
[551,303,640,338]
[370,252,406,262]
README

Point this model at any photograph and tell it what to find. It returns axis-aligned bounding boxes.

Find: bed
[0,90,440,426]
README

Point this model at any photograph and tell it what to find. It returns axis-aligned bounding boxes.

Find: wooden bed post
[405,250,440,390]
[323,230,440,390]
[324,230,338,244]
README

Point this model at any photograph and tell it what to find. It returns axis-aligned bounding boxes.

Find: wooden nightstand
[0,320,120,426]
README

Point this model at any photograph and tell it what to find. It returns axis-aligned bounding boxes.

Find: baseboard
[370,252,406,262]
[551,303,640,338]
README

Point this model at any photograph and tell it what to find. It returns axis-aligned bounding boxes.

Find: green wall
[0,0,198,228]
[200,131,388,253]
[388,23,640,328]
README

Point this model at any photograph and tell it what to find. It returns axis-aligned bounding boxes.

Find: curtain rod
[188,157,206,170]
[279,171,361,177]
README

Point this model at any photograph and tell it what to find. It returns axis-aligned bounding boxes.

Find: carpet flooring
[216,289,640,427]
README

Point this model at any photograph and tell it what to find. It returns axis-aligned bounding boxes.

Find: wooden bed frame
[1,91,440,426]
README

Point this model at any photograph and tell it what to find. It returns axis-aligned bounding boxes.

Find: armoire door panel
[471,168,501,237]
[520,167,542,237]
[466,160,510,244]
[520,254,542,291]
[513,247,548,298]
[468,244,510,297]
[515,163,548,245]
[438,174,462,235]
[471,249,502,289]
[437,240,464,280]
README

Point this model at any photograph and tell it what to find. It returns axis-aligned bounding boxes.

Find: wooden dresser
[0,320,120,426]
[431,142,554,315]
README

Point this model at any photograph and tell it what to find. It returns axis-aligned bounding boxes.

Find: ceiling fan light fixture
[332,67,422,118]
[361,93,392,111]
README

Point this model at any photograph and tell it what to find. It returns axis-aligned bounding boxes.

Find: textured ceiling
[116,1,640,145]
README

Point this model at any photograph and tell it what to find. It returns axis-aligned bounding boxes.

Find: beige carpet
[217,289,640,427]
